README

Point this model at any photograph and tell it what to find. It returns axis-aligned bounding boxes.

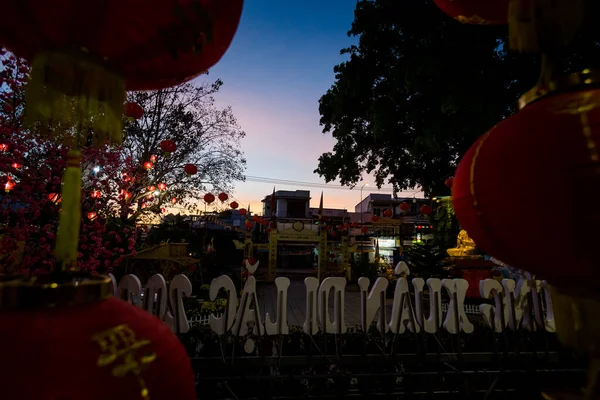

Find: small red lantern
[147,185,156,192]
[160,139,177,155]
[433,0,509,24]
[124,102,144,120]
[143,161,153,170]
[48,193,61,204]
[4,178,15,193]
[245,221,253,230]
[399,202,410,211]
[445,177,454,188]
[230,201,239,209]
[141,203,149,209]
[120,190,132,200]
[0,144,8,152]
[343,223,350,229]
[146,193,154,200]
[90,190,102,199]
[87,211,97,220]
[150,155,157,163]
[239,208,247,216]
[11,162,20,169]
[360,226,369,233]
[171,198,177,204]
[160,207,167,213]
[383,209,392,218]
[184,164,198,176]
[420,205,433,215]
[157,182,167,191]
[218,192,228,202]
[371,215,379,222]
[203,193,215,204]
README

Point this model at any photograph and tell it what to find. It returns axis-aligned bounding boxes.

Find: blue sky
[203,0,421,213]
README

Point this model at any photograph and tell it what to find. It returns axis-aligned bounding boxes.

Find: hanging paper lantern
[48,193,61,204]
[4,178,15,193]
[90,190,102,199]
[0,276,196,400]
[399,202,410,211]
[157,183,167,191]
[171,198,177,204]
[245,221,253,230]
[124,102,144,120]
[360,226,369,233]
[146,193,154,200]
[11,162,20,169]
[87,212,97,220]
[150,155,157,163]
[160,207,167,213]
[160,140,177,158]
[120,190,132,200]
[420,205,433,215]
[141,203,149,209]
[371,215,379,222]
[230,201,239,209]
[143,161,153,170]
[218,192,228,202]
[203,193,215,204]
[433,0,509,24]
[266,228,271,234]
[383,209,393,218]
[445,177,454,188]
[238,208,247,216]
[453,75,600,286]
[147,186,156,192]
[183,164,198,176]
[0,143,8,152]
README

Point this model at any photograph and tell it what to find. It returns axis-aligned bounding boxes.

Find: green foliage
[405,240,449,279]
[431,199,459,250]
[351,252,379,281]
[315,0,600,196]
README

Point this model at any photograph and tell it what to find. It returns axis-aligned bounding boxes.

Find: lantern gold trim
[0,275,112,309]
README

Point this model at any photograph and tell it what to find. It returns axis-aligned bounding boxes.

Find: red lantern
[11,162,20,169]
[230,201,239,209]
[360,226,369,233]
[48,193,61,204]
[245,221,253,230]
[452,80,600,286]
[433,0,509,24]
[183,164,198,176]
[87,211,97,220]
[157,182,167,191]
[160,139,177,154]
[266,228,271,234]
[141,203,149,209]
[420,205,433,215]
[160,207,167,213]
[0,143,7,152]
[218,192,228,202]
[383,209,393,218]
[120,190,132,200]
[238,208,247,216]
[90,190,102,199]
[343,223,350,229]
[150,155,157,163]
[371,215,379,222]
[0,276,196,400]
[445,177,454,188]
[203,193,215,204]
[124,102,144,119]
[399,202,410,211]
[171,198,177,204]
[143,161,153,170]
[147,185,156,192]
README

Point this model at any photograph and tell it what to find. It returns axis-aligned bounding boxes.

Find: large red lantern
[452,73,600,286]
[383,209,393,218]
[238,208,247,216]
[183,164,198,176]
[0,276,196,399]
[230,201,239,209]
[124,102,144,120]
[203,193,215,204]
[160,139,177,157]
[218,192,228,202]
[433,0,509,24]
[399,202,410,211]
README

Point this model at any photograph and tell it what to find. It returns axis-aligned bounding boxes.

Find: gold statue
[447,229,477,257]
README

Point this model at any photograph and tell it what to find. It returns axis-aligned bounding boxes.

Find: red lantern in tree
[160,207,167,213]
[0,276,196,400]
[399,202,410,211]
[238,208,247,216]
[452,78,600,287]
[230,201,239,209]
[160,139,177,155]
[433,0,509,24]
[124,102,144,120]
[90,190,102,199]
[157,182,167,191]
[150,155,157,163]
[0,143,8,152]
[4,178,15,193]
[171,198,177,204]
[218,192,228,202]
[445,177,454,188]
[183,164,198,176]
[143,161,153,170]
[420,205,433,215]
[383,209,393,218]
[87,212,97,220]
[147,185,156,192]
[48,193,61,204]
[11,162,20,169]
[245,221,253,230]
[203,193,215,204]
[371,215,379,222]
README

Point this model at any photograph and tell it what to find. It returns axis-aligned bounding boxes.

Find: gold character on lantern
[446,229,477,257]
[92,324,157,400]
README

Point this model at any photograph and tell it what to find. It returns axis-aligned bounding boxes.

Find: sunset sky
[202,0,423,214]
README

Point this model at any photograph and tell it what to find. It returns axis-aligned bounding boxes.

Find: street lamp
[360,183,369,223]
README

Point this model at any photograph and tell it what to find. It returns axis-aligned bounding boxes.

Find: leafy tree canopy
[316,0,600,196]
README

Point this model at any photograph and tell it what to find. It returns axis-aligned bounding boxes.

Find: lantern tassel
[24,50,125,147]
[55,150,82,269]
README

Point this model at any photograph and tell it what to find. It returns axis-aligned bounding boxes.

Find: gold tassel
[55,150,82,268]
[24,50,125,147]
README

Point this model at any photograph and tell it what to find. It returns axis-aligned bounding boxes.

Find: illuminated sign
[377,238,396,248]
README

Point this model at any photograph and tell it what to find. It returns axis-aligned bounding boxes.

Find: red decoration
[183,164,197,176]
[445,177,454,188]
[143,161,153,170]
[171,198,177,204]
[383,209,393,218]
[343,223,350,229]
[203,193,215,204]
[11,162,20,169]
[0,289,195,399]
[157,183,167,191]
[399,202,410,211]
[371,215,379,222]
[0,143,8,152]
[245,221,253,230]
[147,185,156,192]
[87,212,97,220]
[90,190,102,199]
[360,226,369,233]
[4,178,15,193]
[433,0,509,24]
[48,193,61,204]
[150,155,157,163]
[420,205,433,215]
[160,139,177,154]
[218,192,228,202]
[452,85,600,286]
[124,102,144,119]
[160,207,167,213]
[238,208,247,216]
[230,201,239,209]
